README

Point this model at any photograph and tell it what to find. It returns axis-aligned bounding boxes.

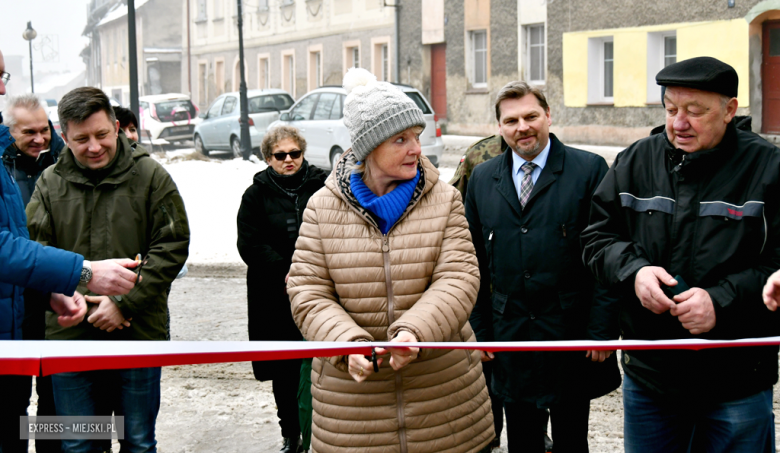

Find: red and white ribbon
[2,337,780,376]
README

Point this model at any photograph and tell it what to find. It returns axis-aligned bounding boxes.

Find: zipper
[561,224,567,238]
[160,204,177,240]
[382,234,408,453]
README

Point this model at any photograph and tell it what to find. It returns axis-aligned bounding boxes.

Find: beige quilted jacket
[288,151,494,453]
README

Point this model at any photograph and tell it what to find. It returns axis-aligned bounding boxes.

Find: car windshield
[248,94,294,113]
[404,92,432,114]
[154,100,197,122]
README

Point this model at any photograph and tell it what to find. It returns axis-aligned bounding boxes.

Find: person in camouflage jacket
[449,135,504,198]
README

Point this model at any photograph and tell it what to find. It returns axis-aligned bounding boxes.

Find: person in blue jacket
[0,48,141,453]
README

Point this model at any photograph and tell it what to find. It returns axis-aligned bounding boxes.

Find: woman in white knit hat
[287,67,494,453]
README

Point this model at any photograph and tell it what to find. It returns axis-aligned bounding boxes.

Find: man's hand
[634,266,677,314]
[50,291,87,327]
[762,269,780,311]
[585,350,613,362]
[480,350,495,362]
[85,295,131,332]
[670,288,716,335]
[86,259,139,296]
[347,353,384,383]
[374,330,420,371]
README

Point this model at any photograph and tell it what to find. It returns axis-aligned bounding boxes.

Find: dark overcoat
[465,134,621,407]
[237,161,327,381]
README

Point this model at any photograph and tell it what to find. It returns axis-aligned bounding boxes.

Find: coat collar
[326,148,439,232]
[54,133,141,187]
[492,133,565,216]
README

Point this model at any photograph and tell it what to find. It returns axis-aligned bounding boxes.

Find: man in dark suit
[465,81,620,453]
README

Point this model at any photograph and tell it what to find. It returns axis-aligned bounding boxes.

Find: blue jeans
[52,367,161,453]
[623,373,775,453]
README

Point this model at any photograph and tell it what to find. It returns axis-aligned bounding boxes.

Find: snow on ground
[161,150,456,265]
[161,152,266,265]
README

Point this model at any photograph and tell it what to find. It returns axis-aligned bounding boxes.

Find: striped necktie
[519,162,537,209]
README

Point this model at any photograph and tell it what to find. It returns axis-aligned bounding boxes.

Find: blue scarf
[351,168,420,235]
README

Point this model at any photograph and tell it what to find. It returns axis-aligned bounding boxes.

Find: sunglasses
[272,150,302,161]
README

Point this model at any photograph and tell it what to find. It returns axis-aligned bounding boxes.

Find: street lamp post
[22,21,37,93]
[236,0,251,160]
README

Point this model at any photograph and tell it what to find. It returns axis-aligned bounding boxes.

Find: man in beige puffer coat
[287,68,494,453]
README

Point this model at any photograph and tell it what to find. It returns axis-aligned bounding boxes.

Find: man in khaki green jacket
[26,87,189,452]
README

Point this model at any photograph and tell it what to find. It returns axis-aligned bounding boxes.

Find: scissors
[134,254,149,284]
[364,348,379,373]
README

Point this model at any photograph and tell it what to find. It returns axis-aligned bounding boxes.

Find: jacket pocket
[160,203,179,240]
[558,290,581,310]
[492,291,508,315]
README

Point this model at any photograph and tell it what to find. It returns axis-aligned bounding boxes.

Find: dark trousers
[504,399,590,453]
[482,361,504,440]
[623,374,775,453]
[0,375,31,453]
[272,358,302,439]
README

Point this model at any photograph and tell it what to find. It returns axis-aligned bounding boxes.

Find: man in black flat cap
[582,56,780,453]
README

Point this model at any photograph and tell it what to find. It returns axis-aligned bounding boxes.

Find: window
[308,47,322,91]
[214,0,223,19]
[664,36,677,67]
[526,24,545,83]
[197,0,207,20]
[257,0,268,10]
[312,93,339,120]
[470,30,488,88]
[382,44,389,81]
[198,62,208,107]
[371,37,391,81]
[207,97,225,118]
[215,59,225,95]
[587,36,614,103]
[282,50,295,96]
[221,96,238,115]
[403,91,432,114]
[258,56,269,89]
[646,32,676,103]
[290,93,318,121]
[343,41,361,75]
[603,41,614,98]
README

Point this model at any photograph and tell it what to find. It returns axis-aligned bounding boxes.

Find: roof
[98,0,150,27]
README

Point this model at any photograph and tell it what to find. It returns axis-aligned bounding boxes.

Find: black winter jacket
[2,120,64,207]
[582,120,780,402]
[466,134,621,406]
[236,161,327,381]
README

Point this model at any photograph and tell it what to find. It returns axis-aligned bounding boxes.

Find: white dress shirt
[510,138,551,201]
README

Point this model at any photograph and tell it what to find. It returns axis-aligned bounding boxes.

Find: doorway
[763,20,780,134]
[431,43,447,119]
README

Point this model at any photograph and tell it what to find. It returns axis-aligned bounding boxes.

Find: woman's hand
[347,354,383,383]
[375,330,420,371]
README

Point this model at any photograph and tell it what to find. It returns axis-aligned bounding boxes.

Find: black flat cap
[656,56,738,98]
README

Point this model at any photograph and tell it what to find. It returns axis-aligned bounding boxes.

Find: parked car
[267,84,444,170]
[193,89,294,157]
[138,94,201,144]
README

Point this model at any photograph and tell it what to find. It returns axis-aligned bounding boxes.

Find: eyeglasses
[0,72,9,85]
[272,150,302,161]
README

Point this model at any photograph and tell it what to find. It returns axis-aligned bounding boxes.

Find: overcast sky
[1,0,91,76]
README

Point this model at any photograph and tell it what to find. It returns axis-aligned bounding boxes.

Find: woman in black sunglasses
[236,125,328,453]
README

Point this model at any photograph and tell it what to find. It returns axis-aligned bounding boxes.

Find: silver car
[194,89,294,157]
[267,84,444,170]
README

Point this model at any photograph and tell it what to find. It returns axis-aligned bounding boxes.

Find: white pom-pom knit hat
[342,67,427,162]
